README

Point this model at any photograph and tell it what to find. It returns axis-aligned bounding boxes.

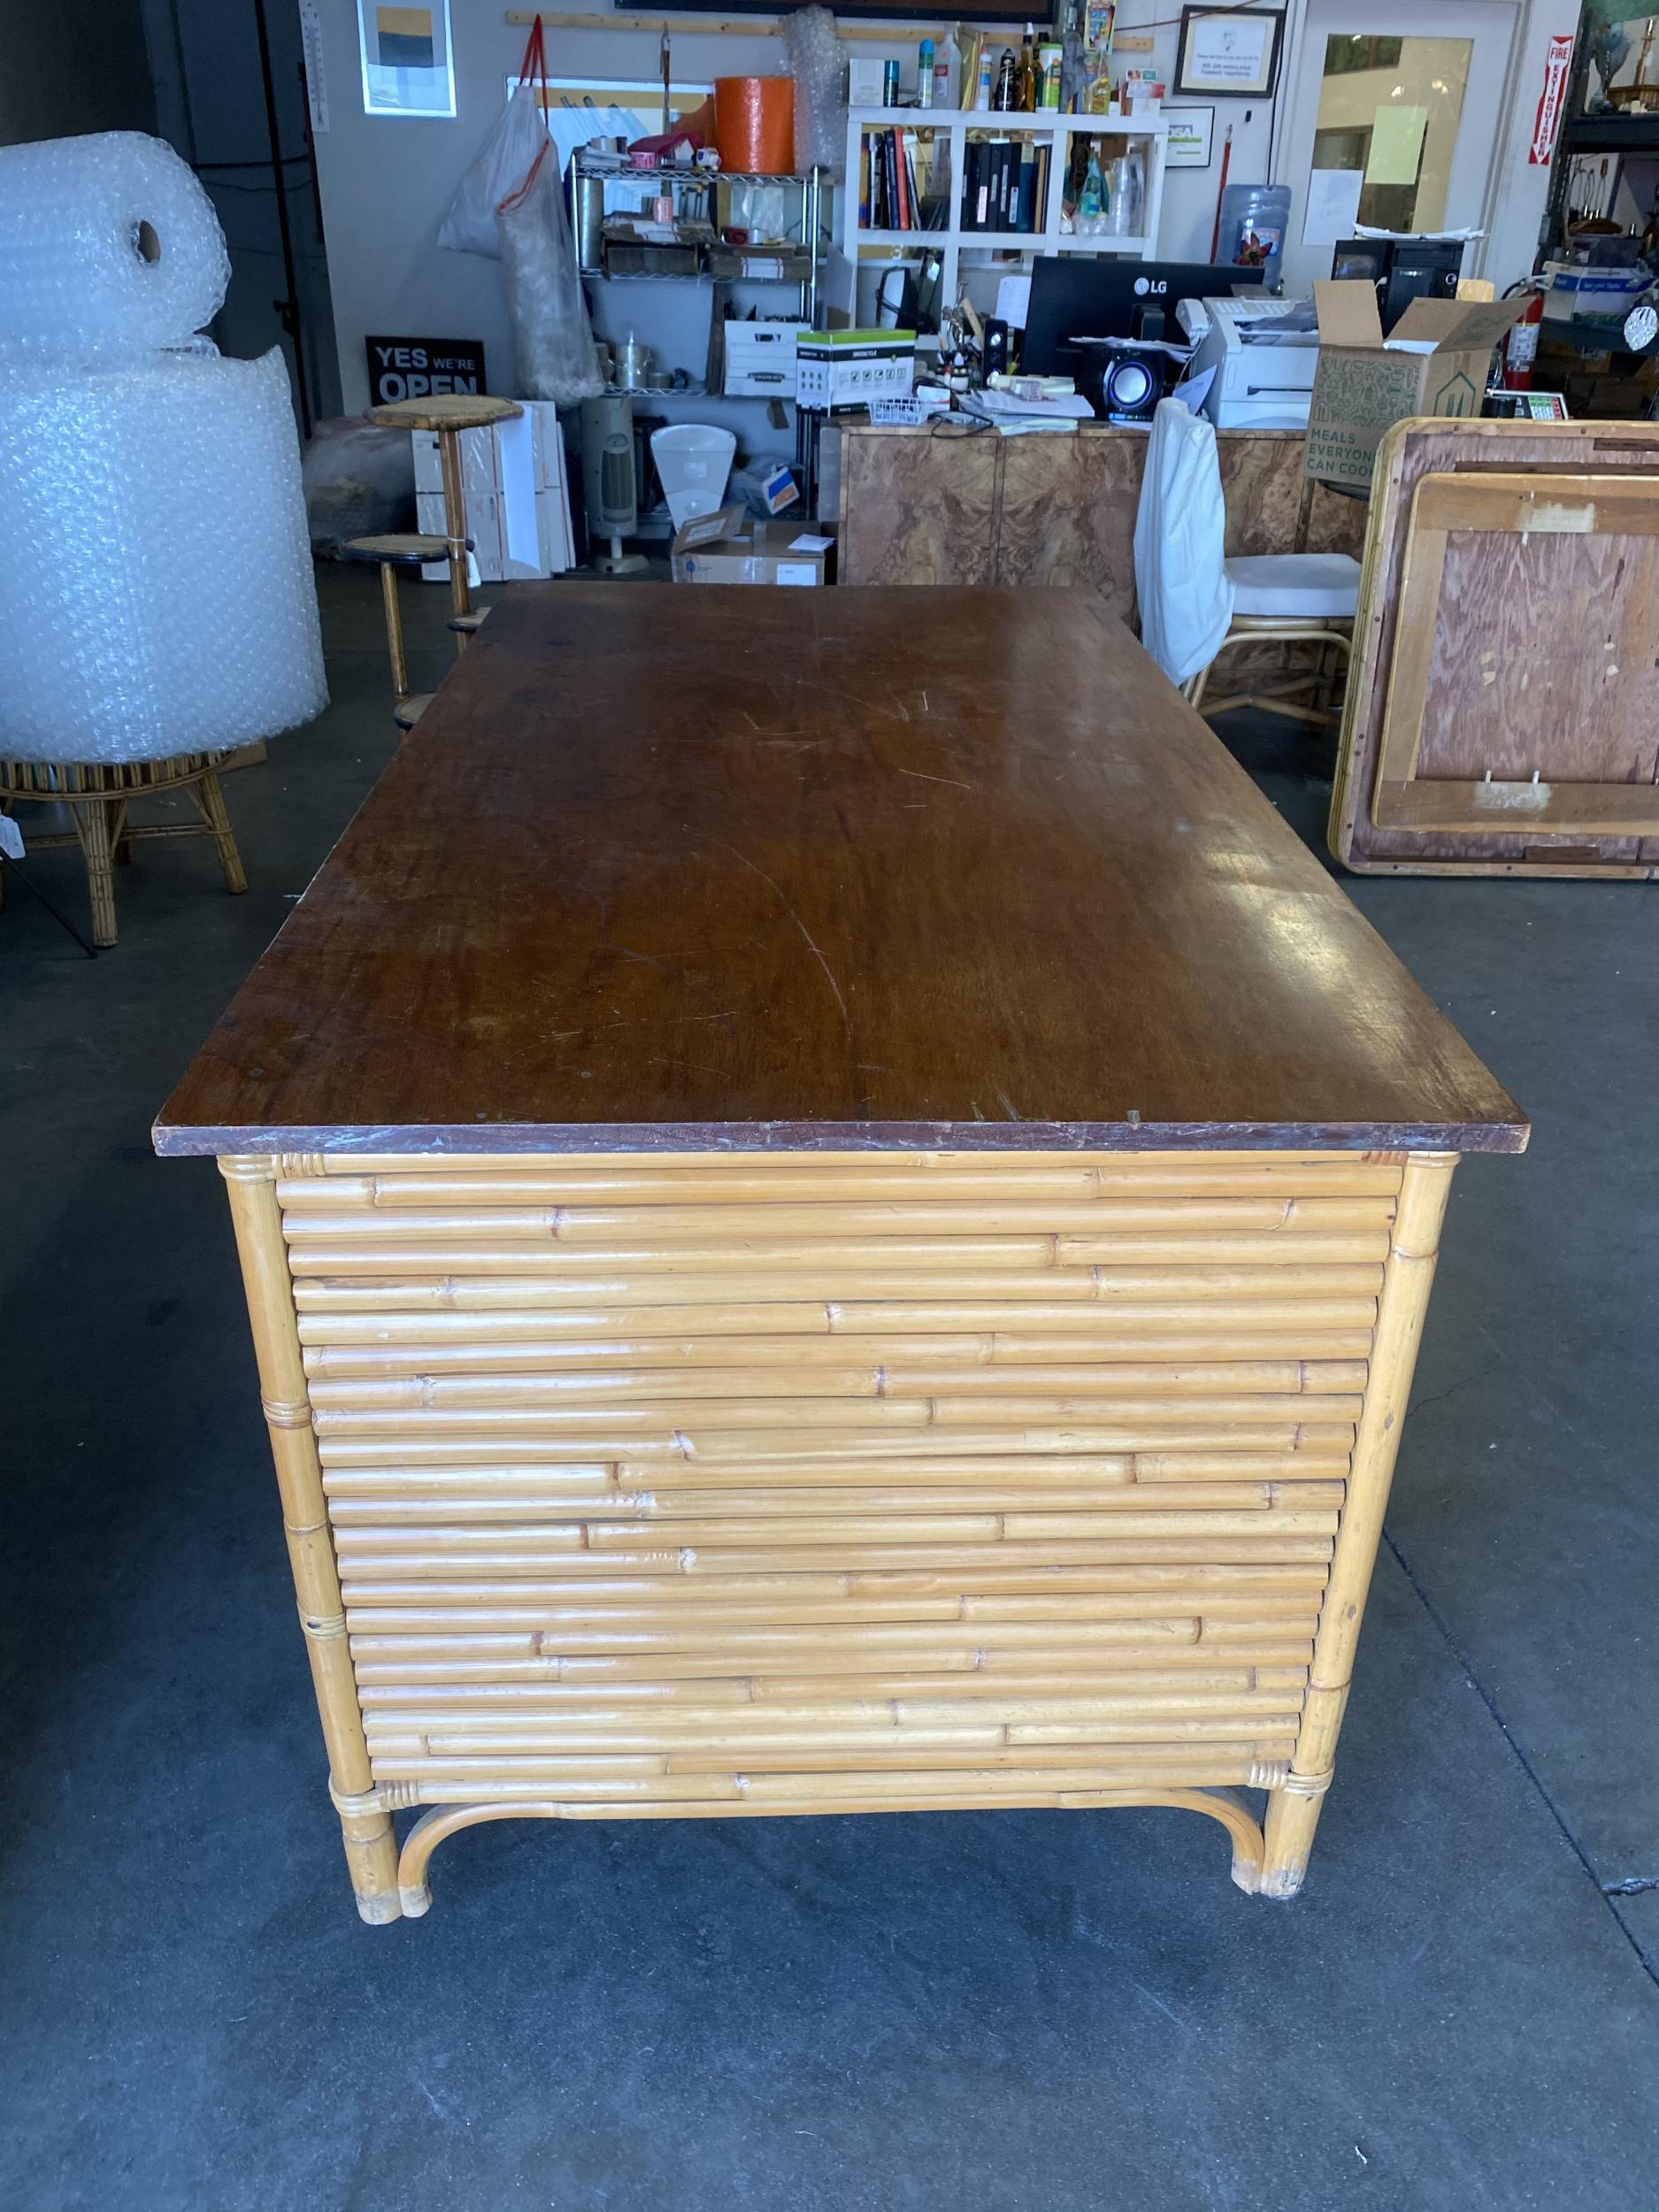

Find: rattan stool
[367,394,522,637]
[341,533,450,734]
[0,753,246,949]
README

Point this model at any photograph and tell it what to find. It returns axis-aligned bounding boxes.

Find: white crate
[723,324,807,398]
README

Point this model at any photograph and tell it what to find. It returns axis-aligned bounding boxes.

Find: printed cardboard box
[672,507,834,584]
[1304,281,1526,488]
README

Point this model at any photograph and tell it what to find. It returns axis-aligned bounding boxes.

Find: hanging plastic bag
[497,134,604,405]
[438,18,551,258]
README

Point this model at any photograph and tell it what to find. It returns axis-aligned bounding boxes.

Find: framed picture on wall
[1173,9,1284,99]
[1164,106,1216,166]
[357,0,455,118]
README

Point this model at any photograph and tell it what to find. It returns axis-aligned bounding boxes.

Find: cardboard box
[722,322,806,398]
[795,330,916,414]
[1540,259,1651,325]
[1303,282,1525,488]
[672,506,835,585]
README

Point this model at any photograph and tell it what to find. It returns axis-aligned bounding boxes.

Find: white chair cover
[1133,398,1234,687]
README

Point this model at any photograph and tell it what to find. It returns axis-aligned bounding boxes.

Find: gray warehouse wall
[0,0,157,145]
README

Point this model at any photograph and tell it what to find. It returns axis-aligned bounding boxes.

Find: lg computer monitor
[1022,257,1267,377]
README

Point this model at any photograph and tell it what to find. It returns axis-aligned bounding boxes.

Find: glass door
[1279,0,1518,299]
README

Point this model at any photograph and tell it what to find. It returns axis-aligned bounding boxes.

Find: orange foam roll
[713,76,795,175]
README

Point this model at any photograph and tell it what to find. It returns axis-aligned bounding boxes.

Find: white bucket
[650,422,737,528]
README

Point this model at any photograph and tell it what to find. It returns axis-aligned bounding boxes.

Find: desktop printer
[1184,296,1320,431]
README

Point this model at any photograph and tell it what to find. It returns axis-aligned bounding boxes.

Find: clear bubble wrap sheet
[0,132,230,367]
[781,6,846,182]
[0,349,326,764]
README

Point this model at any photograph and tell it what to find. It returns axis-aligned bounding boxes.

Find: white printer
[1181,296,1320,431]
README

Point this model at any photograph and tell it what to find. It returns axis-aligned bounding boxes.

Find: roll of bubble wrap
[780,8,844,181]
[0,349,326,765]
[0,132,231,367]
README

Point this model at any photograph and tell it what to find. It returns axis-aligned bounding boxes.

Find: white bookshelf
[841,107,1169,315]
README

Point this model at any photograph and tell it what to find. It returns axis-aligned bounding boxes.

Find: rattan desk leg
[219,1156,403,1923]
[1260,1151,1456,1897]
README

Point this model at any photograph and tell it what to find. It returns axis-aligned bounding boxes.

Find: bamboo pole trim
[263,1394,315,1430]
[299,1603,349,1642]
[211,1144,1479,1915]
[1276,1767,1333,1798]
[221,1154,403,1922]
[392,1785,1269,1898]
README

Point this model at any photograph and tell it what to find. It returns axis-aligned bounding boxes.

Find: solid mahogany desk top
[154,583,1526,1158]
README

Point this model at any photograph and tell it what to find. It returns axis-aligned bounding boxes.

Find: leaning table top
[153,584,1526,1159]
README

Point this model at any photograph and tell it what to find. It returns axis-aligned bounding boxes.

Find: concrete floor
[3,568,1656,2210]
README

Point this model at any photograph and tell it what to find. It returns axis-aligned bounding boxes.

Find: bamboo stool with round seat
[0,752,246,949]
[366,394,523,638]
[340,533,451,734]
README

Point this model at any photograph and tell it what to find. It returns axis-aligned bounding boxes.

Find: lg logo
[1133,276,1169,297]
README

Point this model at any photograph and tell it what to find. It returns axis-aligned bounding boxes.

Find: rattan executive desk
[155,583,1527,1924]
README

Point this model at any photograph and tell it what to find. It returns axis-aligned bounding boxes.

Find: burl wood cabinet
[833,424,1364,626]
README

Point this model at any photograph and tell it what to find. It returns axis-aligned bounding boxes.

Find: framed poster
[1174,8,1284,98]
[357,0,455,119]
[1164,105,1216,166]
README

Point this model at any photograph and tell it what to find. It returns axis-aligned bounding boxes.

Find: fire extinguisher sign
[1529,34,1574,165]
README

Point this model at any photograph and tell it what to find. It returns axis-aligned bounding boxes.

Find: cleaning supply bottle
[1079,147,1104,234]
[918,38,935,109]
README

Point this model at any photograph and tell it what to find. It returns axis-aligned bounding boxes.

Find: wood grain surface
[1330,418,1659,877]
[154,583,1525,1156]
[835,426,1364,618]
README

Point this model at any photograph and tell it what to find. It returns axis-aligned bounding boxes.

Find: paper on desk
[969,386,1094,419]
[1170,364,1216,414]
[789,534,833,552]
[1302,168,1363,246]
[995,274,1032,330]
[1352,222,1484,242]
[0,815,22,860]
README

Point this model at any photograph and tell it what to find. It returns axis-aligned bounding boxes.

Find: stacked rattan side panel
[229,1146,1454,1918]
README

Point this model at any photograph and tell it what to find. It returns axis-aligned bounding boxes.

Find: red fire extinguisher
[1503,286,1545,390]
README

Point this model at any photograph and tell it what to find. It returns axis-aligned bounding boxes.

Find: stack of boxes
[413,401,575,582]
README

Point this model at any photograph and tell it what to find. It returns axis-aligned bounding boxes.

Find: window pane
[1313,34,1471,232]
